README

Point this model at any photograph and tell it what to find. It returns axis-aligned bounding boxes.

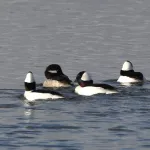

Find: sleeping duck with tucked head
[43,64,72,88]
[24,71,64,101]
[75,71,118,96]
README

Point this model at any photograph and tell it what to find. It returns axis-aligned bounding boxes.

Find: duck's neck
[79,80,93,87]
[120,70,134,76]
[24,82,36,91]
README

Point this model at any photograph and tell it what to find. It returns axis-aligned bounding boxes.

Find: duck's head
[75,71,93,87]
[122,61,133,71]
[45,64,64,79]
[24,71,36,91]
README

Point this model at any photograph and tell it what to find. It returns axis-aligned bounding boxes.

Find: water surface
[0,0,150,149]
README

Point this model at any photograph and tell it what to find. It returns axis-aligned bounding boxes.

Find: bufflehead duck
[117,61,146,83]
[43,64,72,88]
[75,71,118,96]
[24,71,64,101]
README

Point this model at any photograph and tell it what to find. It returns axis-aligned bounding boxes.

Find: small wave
[0,103,19,108]
[24,124,81,130]
[141,144,150,148]
[108,125,135,133]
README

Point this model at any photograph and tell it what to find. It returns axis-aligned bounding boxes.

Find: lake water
[0,0,150,149]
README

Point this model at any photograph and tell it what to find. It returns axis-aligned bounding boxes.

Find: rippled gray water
[0,0,150,149]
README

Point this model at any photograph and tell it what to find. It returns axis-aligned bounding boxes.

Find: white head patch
[48,70,57,73]
[122,61,133,71]
[25,72,35,83]
[81,72,92,81]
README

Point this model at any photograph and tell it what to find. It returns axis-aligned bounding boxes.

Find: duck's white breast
[117,76,143,83]
[75,86,107,96]
[43,79,70,88]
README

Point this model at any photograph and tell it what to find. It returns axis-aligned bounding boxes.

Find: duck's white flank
[75,86,118,96]
[117,76,140,83]
[24,91,64,102]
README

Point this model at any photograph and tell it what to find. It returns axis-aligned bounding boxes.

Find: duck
[43,64,72,88]
[24,71,64,101]
[117,60,146,83]
[75,71,118,96]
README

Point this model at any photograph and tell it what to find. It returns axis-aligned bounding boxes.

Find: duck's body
[43,64,72,88]
[75,83,117,96]
[24,90,63,101]
[75,71,118,96]
[24,72,64,101]
[117,61,145,83]
[43,79,71,88]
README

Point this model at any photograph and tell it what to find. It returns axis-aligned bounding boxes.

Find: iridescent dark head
[45,64,64,79]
